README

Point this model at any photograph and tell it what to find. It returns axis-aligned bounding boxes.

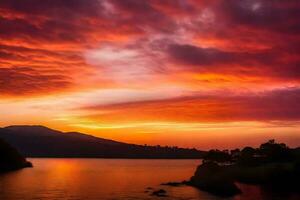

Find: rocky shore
[165,140,300,197]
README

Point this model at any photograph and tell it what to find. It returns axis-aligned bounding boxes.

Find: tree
[203,150,232,164]
[259,140,291,162]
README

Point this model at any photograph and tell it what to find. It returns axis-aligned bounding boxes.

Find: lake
[0,159,299,200]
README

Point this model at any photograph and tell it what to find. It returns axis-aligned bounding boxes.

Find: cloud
[0,67,72,96]
[220,0,300,34]
[0,0,300,148]
[167,42,300,83]
[1,0,300,96]
[167,44,236,66]
[0,0,103,19]
[80,87,300,123]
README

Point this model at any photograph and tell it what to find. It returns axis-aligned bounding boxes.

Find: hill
[0,125,205,159]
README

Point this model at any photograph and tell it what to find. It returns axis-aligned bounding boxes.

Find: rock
[189,162,241,197]
[151,189,168,197]
[161,181,183,186]
[144,187,154,193]
[0,138,32,173]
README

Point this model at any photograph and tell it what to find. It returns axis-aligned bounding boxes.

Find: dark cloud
[110,0,177,33]
[0,17,40,39]
[0,0,178,48]
[167,43,300,81]
[0,0,103,19]
[1,0,299,43]
[220,0,300,34]
[0,67,72,96]
[167,44,236,66]
[0,15,95,45]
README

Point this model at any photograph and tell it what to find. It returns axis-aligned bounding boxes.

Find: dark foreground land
[0,138,32,173]
[165,140,300,197]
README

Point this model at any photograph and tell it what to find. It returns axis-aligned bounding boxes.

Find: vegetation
[188,140,300,197]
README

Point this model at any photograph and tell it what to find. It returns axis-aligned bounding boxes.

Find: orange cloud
[79,88,300,123]
[1,0,300,148]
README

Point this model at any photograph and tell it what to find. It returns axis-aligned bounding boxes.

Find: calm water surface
[0,159,298,200]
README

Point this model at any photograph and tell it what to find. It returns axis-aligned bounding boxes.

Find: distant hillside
[0,138,32,172]
[0,125,205,159]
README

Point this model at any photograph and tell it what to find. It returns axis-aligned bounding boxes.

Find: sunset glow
[1,0,300,149]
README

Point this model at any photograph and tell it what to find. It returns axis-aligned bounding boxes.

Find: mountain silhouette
[0,125,205,158]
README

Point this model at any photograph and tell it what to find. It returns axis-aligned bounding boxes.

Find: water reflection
[0,159,299,200]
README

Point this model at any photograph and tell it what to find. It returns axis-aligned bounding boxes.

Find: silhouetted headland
[164,140,300,197]
[0,138,32,173]
[189,161,241,197]
[0,125,205,159]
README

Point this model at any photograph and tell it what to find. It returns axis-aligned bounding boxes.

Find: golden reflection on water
[0,159,299,200]
[0,159,204,200]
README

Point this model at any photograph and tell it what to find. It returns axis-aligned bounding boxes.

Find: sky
[0,0,300,149]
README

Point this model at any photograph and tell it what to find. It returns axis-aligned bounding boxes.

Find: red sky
[0,0,300,149]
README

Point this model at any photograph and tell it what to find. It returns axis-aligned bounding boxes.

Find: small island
[165,140,300,197]
[0,138,32,173]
